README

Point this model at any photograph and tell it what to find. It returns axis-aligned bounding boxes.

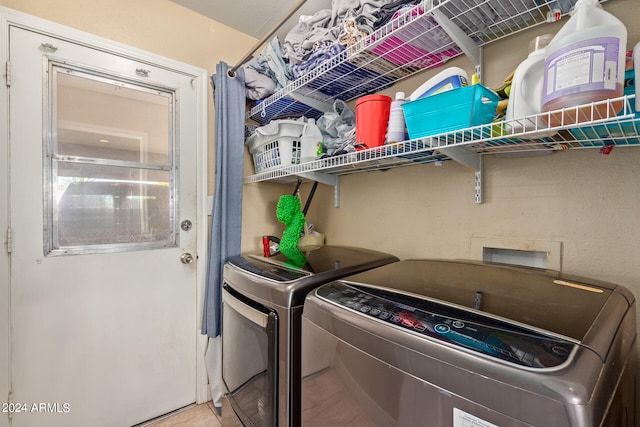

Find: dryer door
[222,285,278,427]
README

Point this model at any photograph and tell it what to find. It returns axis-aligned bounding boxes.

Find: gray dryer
[221,245,398,427]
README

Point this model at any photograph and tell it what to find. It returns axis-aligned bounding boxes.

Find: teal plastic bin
[402,84,500,139]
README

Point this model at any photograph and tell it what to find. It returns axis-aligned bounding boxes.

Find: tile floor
[145,402,221,427]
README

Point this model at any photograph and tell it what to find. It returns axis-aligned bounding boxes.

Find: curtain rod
[228,0,308,77]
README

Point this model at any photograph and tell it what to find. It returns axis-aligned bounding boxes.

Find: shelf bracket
[475,156,483,204]
[288,92,334,113]
[431,8,482,78]
[437,146,483,204]
[297,172,340,207]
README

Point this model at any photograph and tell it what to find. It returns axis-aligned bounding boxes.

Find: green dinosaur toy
[276,194,307,267]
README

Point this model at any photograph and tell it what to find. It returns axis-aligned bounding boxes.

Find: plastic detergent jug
[506,34,555,137]
[409,67,468,101]
[300,119,323,163]
[542,0,627,126]
[386,92,407,143]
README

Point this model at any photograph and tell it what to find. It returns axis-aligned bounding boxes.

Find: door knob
[180,253,194,264]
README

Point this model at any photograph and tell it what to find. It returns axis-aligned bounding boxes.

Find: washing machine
[221,245,398,427]
[301,259,636,427]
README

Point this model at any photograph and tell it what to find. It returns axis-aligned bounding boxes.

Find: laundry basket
[247,120,309,173]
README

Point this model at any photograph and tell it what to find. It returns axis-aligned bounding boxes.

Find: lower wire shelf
[244,138,446,184]
[245,94,639,203]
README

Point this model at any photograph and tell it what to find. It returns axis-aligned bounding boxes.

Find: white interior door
[8,24,204,427]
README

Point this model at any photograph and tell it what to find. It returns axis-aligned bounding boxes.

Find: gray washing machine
[221,245,398,427]
[301,259,636,427]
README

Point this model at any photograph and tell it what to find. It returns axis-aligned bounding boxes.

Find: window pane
[55,165,172,247]
[46,66,177,254]
[56,71,170,164]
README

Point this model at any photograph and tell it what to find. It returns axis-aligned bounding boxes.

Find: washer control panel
[315,282,576,369]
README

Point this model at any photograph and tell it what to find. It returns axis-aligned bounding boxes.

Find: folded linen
[242,36,294,100]
[331,0,390,35]
[243,67,277,101]
[372,0,418,30]
[291,44,346,79]
[283,9,340,66]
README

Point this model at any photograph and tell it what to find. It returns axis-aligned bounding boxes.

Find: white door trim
[0,7,210,418]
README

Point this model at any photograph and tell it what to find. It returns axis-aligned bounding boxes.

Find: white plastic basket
[247,120,315,173]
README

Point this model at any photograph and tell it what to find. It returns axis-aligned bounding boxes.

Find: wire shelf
[432,0,556,45]
[250,96,325,125]
[247,0,579,123]
[245,95,639,184]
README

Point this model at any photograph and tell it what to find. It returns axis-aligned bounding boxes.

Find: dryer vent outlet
[482,247,547,269]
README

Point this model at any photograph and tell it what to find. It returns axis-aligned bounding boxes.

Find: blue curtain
[202,62,245,338]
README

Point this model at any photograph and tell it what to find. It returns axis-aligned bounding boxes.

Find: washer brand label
[453,408,500,427]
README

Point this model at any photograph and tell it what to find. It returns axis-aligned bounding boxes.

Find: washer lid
[225,246,399,307]
[340,259,632,343]
[314,280,578,370]
[227,245,399,283]
[228,254,311,282]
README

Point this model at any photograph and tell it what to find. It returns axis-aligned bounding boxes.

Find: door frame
[0,7,210,420]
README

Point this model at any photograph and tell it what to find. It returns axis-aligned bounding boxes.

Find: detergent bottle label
[543,36,621,105]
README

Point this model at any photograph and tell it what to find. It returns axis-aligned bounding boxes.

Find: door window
[45,65,177,255]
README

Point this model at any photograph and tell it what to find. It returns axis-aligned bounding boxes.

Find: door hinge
[5,61,10,87]
[6,227,12,253]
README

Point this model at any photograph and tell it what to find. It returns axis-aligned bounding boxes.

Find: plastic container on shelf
[402,84,500,139]
[386,92,408,143]
[300,119,324,163]
[247,119,308,173]
[541,0,627,126]
[355,94,392,149]
[505,34,556,138]
[408,67,468,101]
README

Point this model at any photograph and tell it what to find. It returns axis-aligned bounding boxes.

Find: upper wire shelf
[245,95,639,184]
[247,0,574,125]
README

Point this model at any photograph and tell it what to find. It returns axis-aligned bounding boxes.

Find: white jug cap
[572,0,601,13]
[395,91,405,100]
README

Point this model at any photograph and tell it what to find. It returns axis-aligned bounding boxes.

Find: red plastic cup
[355,94,392,149]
